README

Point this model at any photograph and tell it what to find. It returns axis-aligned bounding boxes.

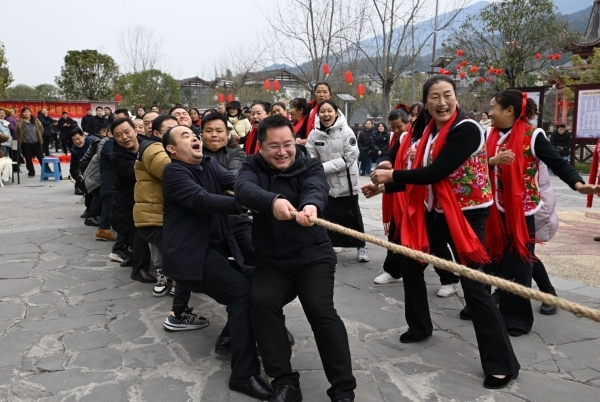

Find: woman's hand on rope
[370,169,393,185]
[575,182,600,195]
[361,183,383,198]
[377,161,392,170]
[296,204,318,227]
[272,198,296,220]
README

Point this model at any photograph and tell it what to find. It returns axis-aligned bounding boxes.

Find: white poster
[576,89,600,139]
[524,91,540,127]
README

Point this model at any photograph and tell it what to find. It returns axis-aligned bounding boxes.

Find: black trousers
[402,208,520,376]
[252,262,356,401]
[229,215,255,267]
[61,136,72,154]
[496,214,536,333]
[21,142,45,176]
[129,227,151,274]
[87,189,102,218]
[42,135,53,156]
[175,248,260,380]
[532,259,555,294]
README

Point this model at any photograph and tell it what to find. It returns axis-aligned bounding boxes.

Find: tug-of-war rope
[290,211,600,323]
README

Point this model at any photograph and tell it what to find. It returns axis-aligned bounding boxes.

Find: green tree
[0,40,14,98]
[55,50,119,100]
[5,84,38,100]
[443,0,573,88]
[35,83,62,100]
[113,69,180,110]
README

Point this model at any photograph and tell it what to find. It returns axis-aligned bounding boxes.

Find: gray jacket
[202,145,246,177]
[84,137,109,193]
[535,162,559,242]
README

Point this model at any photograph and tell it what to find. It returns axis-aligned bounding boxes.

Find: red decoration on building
[345,71,353,85]
[322,63,330,77]
[273,80,281,93]
[457,49,464,56]
[534,53,541,59]
[470,65,479,73]
[218,93,224,103]
[263,79,270,92]
[357,83,365,98]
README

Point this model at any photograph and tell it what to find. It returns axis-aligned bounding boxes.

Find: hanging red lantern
[488,67,496,74]
[227,94,234,103]
[273,80,280,93]
[459,71,466,79]
[534,53,541,59]
[548,54,555,60]
[115,94,122,103]
[461,60,468,66]
[568,101,574,109]
[495,68,503,76]
[554,53,561,60]
[322,63,330,77]
[470,65,479,73]
[455,64,462,71]
[357,83,365,98]
[444,70,452,76]
[456,49,464,56]
[345,71,353,85]
[263,79,270,92]
[218,93,224,103]
[486,76,492,82]
[439,68,446,75]
[477,77,484,83]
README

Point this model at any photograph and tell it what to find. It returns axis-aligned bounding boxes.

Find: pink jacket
[535,162,559,242]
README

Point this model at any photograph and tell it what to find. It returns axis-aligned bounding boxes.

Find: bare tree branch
[118,25,164,73]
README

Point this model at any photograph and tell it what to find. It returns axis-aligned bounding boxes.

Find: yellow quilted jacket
[133,141,170,227]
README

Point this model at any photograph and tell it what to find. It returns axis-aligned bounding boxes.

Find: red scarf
[293,116,307,137]
[244,125,260,155]
[587,138,600,207]
[485,93,533,261]
[382,128,411,236]
[305,107,318,138]
[402,110,490,265]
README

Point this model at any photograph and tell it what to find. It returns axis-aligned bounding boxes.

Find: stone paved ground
[1,167,600,401]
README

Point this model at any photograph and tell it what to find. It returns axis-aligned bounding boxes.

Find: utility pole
[430,0,440,74]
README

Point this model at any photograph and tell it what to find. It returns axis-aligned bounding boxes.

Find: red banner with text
[0,101,92,119]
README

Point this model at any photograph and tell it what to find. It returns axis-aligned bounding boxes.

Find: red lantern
[456,49,464,56]
[227,94,234,103]
[486,76,492,82]
[444,70,452,76]
[439,68,446,75]
[534,53,541,59]
[554,53,561,60]
[455,64,461,71]
[461,60,468,66]
[263,79,270,92]
[345,71,353,85]
[495,68,503,76]
[115,94,122,103]
[218,93,224,103]
[322,63,330,77]
[357,83,365,98]
[273,80,280,93]
[488,67,495,74]
[470,65,479,73]
[548,54,554,60]
[477,77,484,83]
[568,101,574,109]
[459,72,466,79]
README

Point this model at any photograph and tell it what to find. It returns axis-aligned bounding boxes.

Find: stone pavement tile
[107,295,166,315]
[78,287,141,303]
[26,292,64,306]
[369,366,415,402]
[138,376,195,402]
[200,371,259,402]
[415,369,518,401]
[40,243,87,257]
[25,368,114,394]
[79,380,135,402]
[295,370,385,402]
[501,333,553,368]
[58,267,114,281]
[10,384,51,400]
[17,315,108,334]
[417,336,483,376]
[63,329,119,351]
[291,337,364,371]
[37,352,67,372]
[43,272,82,292]
[0,302,25,320]
[0,262,35,279]
[0,243,41,255]
[0,278,43,298]
[25,306,55,319]
[430,311,473,331]
[533,311,600,345]
[0,365,14,386]
[511,370,600,402]
[108,311,149,343]
[553,339,600,373]
[570,286,600,300]
[0,328,41,368]
[72,347,123,370]
[569,367,600,382]
[363,330,453,360]
[548,276,587,291]
[123,344,176,368]
[65,276,126,297]
[45,300,107,318]
[0,319,16,333]
[30,258,69,274]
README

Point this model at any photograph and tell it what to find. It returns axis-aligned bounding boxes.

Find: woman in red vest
[370,75,520,389]
[485,89,599,336]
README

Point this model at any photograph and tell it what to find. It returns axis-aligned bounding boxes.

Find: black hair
[480,111,489,118]
[412,75,457,138]
[376,122,387,132]
[104,107,112,112]
[289,98,310,116]
[97,123,109,132]
[61,111,68,115]
[141,111,159,119]
[410,102,424,115]
[388,109,409,124]
[493,89,537,121]
[114,108,129,117]
[86,108,92,112]
[317,99,338,113]
[110,117,134,133]
[190,108,201,120]
[257,115,294,144]
[168,106,187,115]
[151,115,178,134]
[201,112,228,130]
[251,101,271,113]
[96,106,104,111]
[70,126,84,136]
[557,124,566,129]
[271,102,287,114]
[312,81,332,102]
[162,127,177,156]
[202,108,219,118]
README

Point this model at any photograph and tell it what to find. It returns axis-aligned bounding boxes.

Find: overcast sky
[2,0,487,87]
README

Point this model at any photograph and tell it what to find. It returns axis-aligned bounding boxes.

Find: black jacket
[56,117,77,139]
[371,131,390,155]
[79,133,104,173]
[81,114,93,133]
[90,115,105,134]
[99,138,115,199]
[549,130,572,157]
[162,158,244,281]
[202,145,246,177]
[357,129,374,154]
[69,135,91,179]
[37,112,55,137]
[235,152,336,271]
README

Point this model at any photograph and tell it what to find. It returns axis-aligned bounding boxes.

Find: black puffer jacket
[549,130,572,157]
[37,112,55,137]
[235,152,336,272]
[357,129,374,155]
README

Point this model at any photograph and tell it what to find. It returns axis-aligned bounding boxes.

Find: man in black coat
[550,124,572,159]
[110,118,153,283]
[56,111,77,155]
[37,108,56,156]
[81,108,93,134]
[357,120,374,175]
[235,115,356,402]
[90,106,106,134]
[161,125,272,401]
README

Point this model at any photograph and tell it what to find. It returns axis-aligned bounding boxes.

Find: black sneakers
[163,307,209,331]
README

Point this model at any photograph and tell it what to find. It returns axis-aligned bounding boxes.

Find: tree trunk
[381,80,393,120]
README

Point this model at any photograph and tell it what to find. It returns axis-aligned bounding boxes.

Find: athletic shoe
[94,229,116,241]
[374,272,402,284]
[170,283,176,296]
[76,196,85,204]
[109,249,130,263]
[333,247,343,253]
[153,272,173,297]
[437,283,459,297]
[162,307,209,331]
[357,246,369,262]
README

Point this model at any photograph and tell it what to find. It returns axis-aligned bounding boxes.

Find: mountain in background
[563,5,593,33]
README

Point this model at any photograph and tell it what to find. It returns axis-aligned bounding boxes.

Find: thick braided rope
[293,212,600,323]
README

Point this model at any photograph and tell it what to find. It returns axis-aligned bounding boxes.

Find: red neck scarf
[244,125,260,155]
[382,128,412,236]
[305,107,318,138]
[485,93,533,261]
[294,116,307,138]
[402,110,490,265]
[587,138,600,207]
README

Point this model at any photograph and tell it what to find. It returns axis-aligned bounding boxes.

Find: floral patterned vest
[424,120,493,212]
[494,126,542,215]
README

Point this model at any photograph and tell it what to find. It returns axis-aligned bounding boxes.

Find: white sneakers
[357,247,369,262]
[437,283,459,297]
[333,247,343,253]
[374,272,402,284]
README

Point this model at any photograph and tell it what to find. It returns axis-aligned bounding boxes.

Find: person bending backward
[368,75,520,390]
[161,125,272,401]
[235,115,356,402]
[484,89,599,336]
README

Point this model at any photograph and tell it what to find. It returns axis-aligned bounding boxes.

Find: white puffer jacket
[306,114,359,198]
